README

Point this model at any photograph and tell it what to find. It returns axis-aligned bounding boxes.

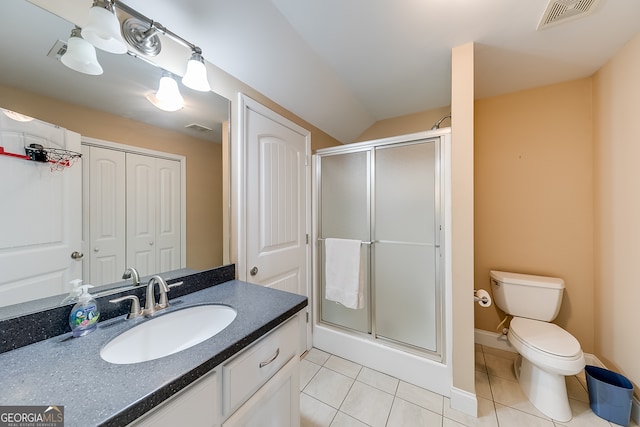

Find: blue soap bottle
[69,285,100,337]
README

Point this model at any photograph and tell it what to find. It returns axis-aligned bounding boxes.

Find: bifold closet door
[87,146,126,285]
[126,153,181,277]
[374,141,439,352]
[318,151,371,334]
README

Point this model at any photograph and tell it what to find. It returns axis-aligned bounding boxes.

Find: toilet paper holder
[474,289,492,307]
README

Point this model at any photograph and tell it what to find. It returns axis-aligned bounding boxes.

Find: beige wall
[451,42,477,403]
[355,105,451,142]
[0,84,224,270]
[593,32,640,392]
[474,78,595,352]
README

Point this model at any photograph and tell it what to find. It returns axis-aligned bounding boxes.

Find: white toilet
[490,270,585,422]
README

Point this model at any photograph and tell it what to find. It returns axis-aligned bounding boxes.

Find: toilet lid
[510,317,582,357]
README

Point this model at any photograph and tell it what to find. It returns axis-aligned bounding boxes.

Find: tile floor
[300,344,638,427]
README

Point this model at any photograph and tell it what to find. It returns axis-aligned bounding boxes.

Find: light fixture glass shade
[81,1,127,54]
[1,109,34,122]
[61,30,103,75]
[182,52,211,92]
[146,74,184,112]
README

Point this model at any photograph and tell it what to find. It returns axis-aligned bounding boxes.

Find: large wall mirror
[0,0,230,318]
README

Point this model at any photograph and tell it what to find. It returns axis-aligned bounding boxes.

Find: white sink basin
[100,304,237,364]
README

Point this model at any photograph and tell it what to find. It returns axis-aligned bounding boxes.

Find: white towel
[324,238,364,309]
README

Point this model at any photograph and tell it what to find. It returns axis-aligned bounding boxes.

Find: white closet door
[154,157,181,273]
[126,153,157,277]
[87,146,126,285]
[126,153,181,277]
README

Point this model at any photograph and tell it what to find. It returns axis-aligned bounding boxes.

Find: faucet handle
[168,281,183,289]
[110,295,142,319]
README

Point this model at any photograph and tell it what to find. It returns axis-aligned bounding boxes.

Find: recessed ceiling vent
[537,0,601,30]
[185,123,213,132]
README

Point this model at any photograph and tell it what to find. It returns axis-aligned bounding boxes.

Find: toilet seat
[508,317,585,375]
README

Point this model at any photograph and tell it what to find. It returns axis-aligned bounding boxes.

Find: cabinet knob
[94,247,100,253]
[250,266,258,276]
[70,251,84,260]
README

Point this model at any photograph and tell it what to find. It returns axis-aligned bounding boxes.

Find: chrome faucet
[143,275,170,316]
[122,267,141,286]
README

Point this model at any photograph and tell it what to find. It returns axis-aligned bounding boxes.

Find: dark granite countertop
[0,280,307,426]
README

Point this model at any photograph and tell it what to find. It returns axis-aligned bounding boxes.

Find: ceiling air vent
[537,0,601,30]
[185,123,213,132]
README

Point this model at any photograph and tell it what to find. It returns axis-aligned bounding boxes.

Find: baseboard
[474,328,515,353]
[475,328,640,425]
[449,386,478,417]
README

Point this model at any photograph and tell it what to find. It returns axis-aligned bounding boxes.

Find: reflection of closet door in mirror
[374,141,439,352]
[85,146,126,286]
[126,153,181,277]
[319,150,371,334]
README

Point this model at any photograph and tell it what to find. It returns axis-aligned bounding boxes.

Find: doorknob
[250,266,258,276]
[71,251,84,260]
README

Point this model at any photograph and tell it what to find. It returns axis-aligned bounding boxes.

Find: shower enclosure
[312,130,452,395]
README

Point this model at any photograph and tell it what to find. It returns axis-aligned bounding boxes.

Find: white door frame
[235,94,312,350]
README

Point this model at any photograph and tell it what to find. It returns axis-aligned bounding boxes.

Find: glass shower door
[319,150,371,333]
[373,140,440,352]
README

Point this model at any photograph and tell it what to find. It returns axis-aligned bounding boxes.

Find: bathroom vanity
[0,267,307,427]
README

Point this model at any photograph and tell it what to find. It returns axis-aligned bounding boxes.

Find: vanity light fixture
[182,48,211,92]
[146,72,184,112]
[61,27,104,75]
[82,0,128,54]
[122,18,162,57]
[1,109,34,122]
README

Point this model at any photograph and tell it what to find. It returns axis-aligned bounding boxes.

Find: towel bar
[317,238,372,244]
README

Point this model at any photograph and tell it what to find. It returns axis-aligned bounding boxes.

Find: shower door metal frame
[370,137,443,358]
[313,130,447,361]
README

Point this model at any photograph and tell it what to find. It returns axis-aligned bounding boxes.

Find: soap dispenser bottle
[69,285,100,337]
[60,279,83,305]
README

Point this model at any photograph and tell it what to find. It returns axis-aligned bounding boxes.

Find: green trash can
[585,365,634,426]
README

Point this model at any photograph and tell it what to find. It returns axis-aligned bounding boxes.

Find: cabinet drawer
[222,316,298,416]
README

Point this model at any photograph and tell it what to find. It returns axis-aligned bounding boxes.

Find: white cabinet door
[85,145,126,286]
[222,357,300,427]
[129,370,219,427]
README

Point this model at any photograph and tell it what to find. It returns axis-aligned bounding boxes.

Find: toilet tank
[490,270,565,321]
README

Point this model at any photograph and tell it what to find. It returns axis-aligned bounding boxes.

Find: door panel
[0,115,82,306]
[127,153,156,276]
[88,146,126,285]
[243,97,310,352]
[374,141,439,352]
[155,157,181,273]
[246,110,307,294]
[317,151,371,334]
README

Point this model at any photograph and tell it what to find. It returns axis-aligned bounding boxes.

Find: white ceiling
[120,0,640,142]
[5,0,640,143]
